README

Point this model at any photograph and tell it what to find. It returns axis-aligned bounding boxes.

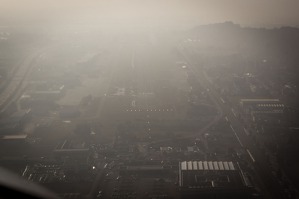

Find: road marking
[230,125,244,147]
[230,125,234,132]
[231,108,237,117]
[225,116,229,122]
[220,97,225,103]
[246,149,255,162]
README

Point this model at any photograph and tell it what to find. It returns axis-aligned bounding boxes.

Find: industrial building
[240,99,284,114]
[179,161,255,198]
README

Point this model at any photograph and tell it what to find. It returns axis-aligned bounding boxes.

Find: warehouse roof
[180,161,235,171]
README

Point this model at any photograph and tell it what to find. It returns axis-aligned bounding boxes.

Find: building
[239,99,285,123]
[179,161,255,198]
[30,85,65,100]
[1,134,27,140]
[54,139,90,157]
[0,134,28,144]
[240,99,284,114]
[0,134,28,153]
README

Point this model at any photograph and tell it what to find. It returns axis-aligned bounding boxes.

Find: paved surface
[179,43,284,199]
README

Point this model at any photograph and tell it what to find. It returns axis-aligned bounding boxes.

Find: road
[86,40,226,197]
[138,44,224,148]
[86,165,108,199]
[0,47,51,115]
[179,43,284,199]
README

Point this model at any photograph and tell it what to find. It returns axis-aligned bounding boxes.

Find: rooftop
[1,134,28,140]
[179,161,250,189]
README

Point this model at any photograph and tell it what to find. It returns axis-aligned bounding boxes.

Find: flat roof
[240,99,279,102]
[54,149,89,152]
[180,161,235,171]
[126,165,164,170]
[2,134,27,140]
[179,161,247,189]
[257,104,284,107]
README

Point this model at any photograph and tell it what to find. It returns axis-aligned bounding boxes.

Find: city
[0,2,299,199]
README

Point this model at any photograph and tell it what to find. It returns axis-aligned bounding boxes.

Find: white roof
[228,162,235,170]
[180,161,236,171]
[218,162,224,170]
[193,161,198,170]
[198,161,203,170]
[2,134,27,140]
[181,161,187,170]
[223,162,230,170]
[203,161,208,170]
[213,161,219,170]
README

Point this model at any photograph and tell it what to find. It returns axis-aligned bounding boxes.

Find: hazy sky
[0,0,298,27]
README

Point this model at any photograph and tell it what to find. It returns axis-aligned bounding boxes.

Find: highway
[179,43,285,199]
[0,48,50,115]
[86,165,108,199]
[141,47,223,148]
